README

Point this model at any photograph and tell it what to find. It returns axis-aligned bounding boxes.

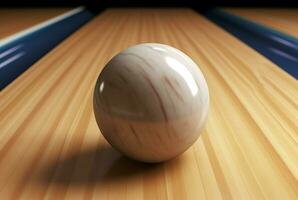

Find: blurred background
[1,0,297,8]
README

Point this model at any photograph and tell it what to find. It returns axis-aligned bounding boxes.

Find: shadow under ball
[93,43,209,163]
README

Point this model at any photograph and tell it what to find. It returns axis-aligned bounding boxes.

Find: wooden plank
[0,8,297,199]
[224,8,298,38]
[0,8,70,39]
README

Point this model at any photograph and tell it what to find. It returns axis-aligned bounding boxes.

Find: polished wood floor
[0,8,70,40]
[0,8,297,199]
[225,8,298,37]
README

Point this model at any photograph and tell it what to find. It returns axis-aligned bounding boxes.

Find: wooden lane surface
[0,8,70,40]
[224,8,298,38]
[0,8,297,199]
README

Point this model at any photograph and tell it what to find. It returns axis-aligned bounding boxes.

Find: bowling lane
[0,8,70,40]
[224,8,298,37]
[0,9,297,199]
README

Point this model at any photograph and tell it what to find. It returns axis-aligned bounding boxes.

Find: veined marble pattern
[93,43,209,162]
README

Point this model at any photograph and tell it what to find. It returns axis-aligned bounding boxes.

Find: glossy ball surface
[93,43,209,162]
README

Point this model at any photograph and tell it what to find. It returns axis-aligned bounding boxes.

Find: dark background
[0,0,297,8]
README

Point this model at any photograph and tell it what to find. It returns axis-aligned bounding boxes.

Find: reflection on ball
[93,43,209,163]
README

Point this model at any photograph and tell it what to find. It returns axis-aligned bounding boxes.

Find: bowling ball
[93,43,209,162]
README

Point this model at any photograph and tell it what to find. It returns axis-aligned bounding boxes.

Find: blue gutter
[204,9,298,79]
[0,8,95,90]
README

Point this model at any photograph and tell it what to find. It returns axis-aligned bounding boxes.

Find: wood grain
[0,8,297,199]
[224,8,298,37]
[0,8,70,39]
